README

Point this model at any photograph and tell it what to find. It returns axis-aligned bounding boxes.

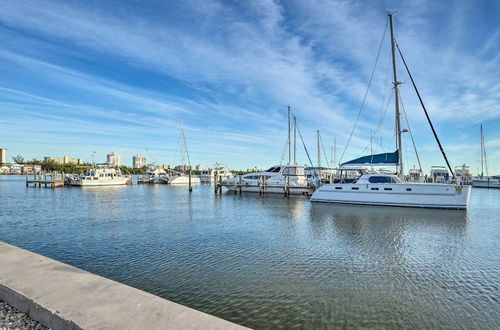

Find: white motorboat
[472,176,500,188]
[311,13,471,210]
[143,165,167,183]
[221,164,312,194]
[70,165,128,186]
[158,169,200,185]
[200,166,233,183]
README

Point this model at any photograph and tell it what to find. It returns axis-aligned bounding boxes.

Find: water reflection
[0,176,498,329]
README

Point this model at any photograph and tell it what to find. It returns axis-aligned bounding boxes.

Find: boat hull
[472,179,500,188]
[311,183,471,209]
[71,177,129,186]
[168,176,201,184]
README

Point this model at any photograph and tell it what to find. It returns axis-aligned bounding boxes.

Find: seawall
[0,242,247,329]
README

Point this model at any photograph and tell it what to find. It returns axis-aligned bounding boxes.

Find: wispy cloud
[0,0,498,172]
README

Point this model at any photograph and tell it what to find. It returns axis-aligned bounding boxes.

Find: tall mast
[317,130,321,167]
[333,137,336,168]
[287,106,291,164]
[480,124,484,177]
[389,13,403,177]
[293,114,297,165]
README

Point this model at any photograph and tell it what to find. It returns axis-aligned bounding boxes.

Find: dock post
[214,172,218,194]
[238,175,242,194]
[285,176,289,197]
[233,175,237,194]
[188,171,192,192]
[218,175,222,194]
[25,174,28,187]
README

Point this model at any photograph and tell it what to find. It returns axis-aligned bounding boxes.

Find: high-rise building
[107,152,122,167]
[195,164,204,171]
[0,149,7,164]
[132,155,147,168]
[43,156,81,165]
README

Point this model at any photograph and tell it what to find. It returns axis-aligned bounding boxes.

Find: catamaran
[311,13,471,209]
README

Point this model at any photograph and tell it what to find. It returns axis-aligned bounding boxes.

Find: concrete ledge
[0,242,247,330]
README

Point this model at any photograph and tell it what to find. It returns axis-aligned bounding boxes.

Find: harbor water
[0,175,498,329]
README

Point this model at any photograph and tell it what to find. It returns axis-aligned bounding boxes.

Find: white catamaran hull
[311,183,471,209]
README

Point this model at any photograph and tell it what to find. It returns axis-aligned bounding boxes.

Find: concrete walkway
[0,242,248,330]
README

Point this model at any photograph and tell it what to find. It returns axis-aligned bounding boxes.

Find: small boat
[70,165,128,186]
[472,125,500,188]
[311,13,471,210]
[472,176,500,188]
[160,169,201,184]
[200,165,233,183]
[221,164,312,194]
[142,165,167,184]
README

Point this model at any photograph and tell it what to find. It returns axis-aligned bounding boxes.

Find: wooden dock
[26,173,65,188]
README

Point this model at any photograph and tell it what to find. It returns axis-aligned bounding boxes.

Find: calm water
[0,175,498,329]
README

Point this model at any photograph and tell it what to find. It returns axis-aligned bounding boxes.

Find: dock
[25,173,65,188]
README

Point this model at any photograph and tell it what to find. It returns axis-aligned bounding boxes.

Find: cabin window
[371,187,379,190]
[384,188,393,191]
[351,187,359,190]
[368,176,395,184]
[271,167,281,173]
[335,187,342,190]
[406,188,412,191]
[265,167,276,172]
[283,167,297,175]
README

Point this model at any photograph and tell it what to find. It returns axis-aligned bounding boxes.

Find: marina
[0,1,499,328]
[1,175,499,329]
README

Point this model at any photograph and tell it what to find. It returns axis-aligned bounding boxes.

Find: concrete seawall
[0,242,247,329]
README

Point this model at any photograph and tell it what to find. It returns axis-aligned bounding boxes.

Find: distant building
[132,155,147,168]
[107,152,122,167]
[44,156,81,165]
[195,164,204,171]
[174,165,192,172]
[161,164,171,170]
[0,149,7,164]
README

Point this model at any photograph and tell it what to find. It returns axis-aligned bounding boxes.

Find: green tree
[12,155,24,164]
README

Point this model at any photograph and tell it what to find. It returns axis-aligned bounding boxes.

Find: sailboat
[311,13,471,209]
[472,125,500,188]
[160,122,200,185]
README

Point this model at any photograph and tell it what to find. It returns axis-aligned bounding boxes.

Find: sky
[0,0,498,173]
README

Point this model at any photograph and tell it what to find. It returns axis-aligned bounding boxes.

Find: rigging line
[295,121,316,171]
[399,93,423,172]
[348,90,394,159]
[338,19,389,165]
[483,127,489,177]
[396,43,455,178]
[319,133,330,168]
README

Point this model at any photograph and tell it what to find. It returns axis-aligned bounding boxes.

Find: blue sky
[0,0,499,173]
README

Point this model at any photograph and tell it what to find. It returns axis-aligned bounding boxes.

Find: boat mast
[388,13,403,177]
[317,130,321,168]
[293,114,297,165]
[480,124,484,178]
[288,105,291,165]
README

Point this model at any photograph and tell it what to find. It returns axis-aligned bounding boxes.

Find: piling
[188,171,192,192]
